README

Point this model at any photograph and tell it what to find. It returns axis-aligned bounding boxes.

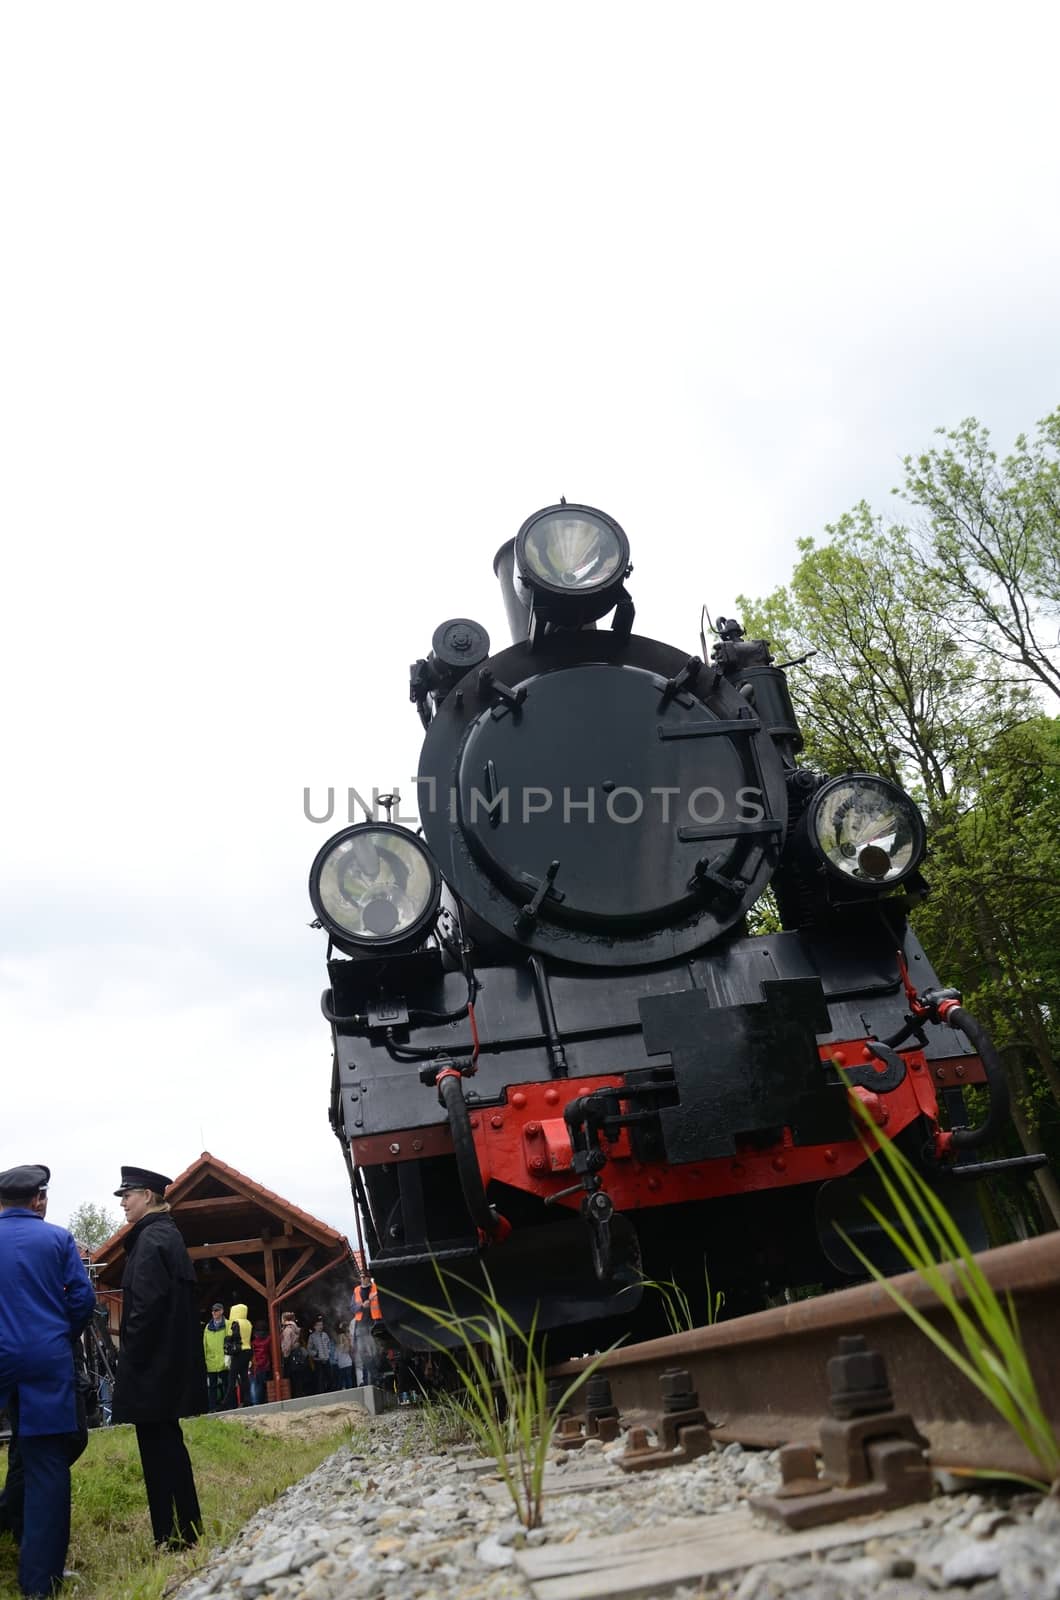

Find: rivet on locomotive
[309,505,1041,1354]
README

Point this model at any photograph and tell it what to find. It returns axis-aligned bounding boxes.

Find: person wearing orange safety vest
[349,1281,383,1388]
[351,1282,381,1323]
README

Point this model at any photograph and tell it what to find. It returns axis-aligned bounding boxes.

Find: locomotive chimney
[493,538,531,644]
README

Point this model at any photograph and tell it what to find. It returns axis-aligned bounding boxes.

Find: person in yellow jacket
[221,1302,252,1410]
[202,1302,228,1412]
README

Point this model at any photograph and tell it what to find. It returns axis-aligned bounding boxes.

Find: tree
[740,478,1060,1230]
[739,505,1030,821]
[898,412,1060,705]
[67,1200,121,1252]
[913,717,1060,1226]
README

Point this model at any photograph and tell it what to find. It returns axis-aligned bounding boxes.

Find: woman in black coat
[111,1167,207,1548]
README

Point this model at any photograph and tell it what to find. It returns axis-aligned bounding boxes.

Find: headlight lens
[517,507,628,594]
[810,776,925,884]
[309,824,440,947]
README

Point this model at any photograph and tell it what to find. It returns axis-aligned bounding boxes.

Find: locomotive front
[311,505,1022,1352]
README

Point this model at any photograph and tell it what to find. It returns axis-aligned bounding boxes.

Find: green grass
[837,1079,1060,1491]
[640,1260,725,1333]
[411,1388,477,1452]
[0,1414,358,1600]
[395,1268,618,1528]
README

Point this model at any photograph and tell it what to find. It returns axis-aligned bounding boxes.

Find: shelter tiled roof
[167,1151,348,1246]
[91,1151,355,1271]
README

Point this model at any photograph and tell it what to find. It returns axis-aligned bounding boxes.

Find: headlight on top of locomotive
[309,823,441,951]
[515,504,629,622]
[808,775,925,885]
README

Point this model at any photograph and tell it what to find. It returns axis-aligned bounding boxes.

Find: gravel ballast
[173,1411,1060,1600]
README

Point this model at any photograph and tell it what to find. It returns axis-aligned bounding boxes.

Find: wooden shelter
[92,1151,359,1399]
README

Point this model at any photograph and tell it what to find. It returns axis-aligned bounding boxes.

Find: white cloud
[2,0,1058,1236]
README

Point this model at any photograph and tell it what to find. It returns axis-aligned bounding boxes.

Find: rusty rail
[550,1233,1060,1479]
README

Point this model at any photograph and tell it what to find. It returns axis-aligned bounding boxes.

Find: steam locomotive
[312,504,1031,1353]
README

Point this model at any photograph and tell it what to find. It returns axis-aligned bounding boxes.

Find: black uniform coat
[112,1212,207,1424]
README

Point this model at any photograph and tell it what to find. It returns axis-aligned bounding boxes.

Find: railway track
[134,1238,1060,1600]
[549,1232,1060,1483]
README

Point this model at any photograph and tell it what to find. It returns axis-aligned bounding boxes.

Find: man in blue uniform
[0,1163,96,1599]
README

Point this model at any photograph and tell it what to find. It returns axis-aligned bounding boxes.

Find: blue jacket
[0,1207,96,1435]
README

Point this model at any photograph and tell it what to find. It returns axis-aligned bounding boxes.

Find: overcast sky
[2,2,1059,1241]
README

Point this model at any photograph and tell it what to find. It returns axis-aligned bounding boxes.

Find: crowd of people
[240,1291,435,1406]
[201,1294,393,1408]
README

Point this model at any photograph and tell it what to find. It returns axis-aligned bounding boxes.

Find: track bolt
[824,1148,837,1164]
[512,1091,528,1108]
[586,1375,614,1410]
[529,1156,546,1173]
[828,1335,894,1419]
[412,1139,423,1152]
[546,1378,571,1417]
[469,1117,479,1129]
[490,1115,503,1130]
[585,1374,620,1439]
[525,1121,542,1136]
[659,1368,698,1415]
[545,1088,560,1105]
[388,1143,401,1154]
[772,1156,786,1172]
[647,1176,660,1191]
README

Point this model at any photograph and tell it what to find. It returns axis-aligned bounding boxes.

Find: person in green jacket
[202,1304,227,1412]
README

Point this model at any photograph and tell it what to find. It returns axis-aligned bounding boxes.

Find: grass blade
[838,1078,1060,1486]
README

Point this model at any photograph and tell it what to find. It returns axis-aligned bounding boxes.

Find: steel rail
[550,1233,1060,1479]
